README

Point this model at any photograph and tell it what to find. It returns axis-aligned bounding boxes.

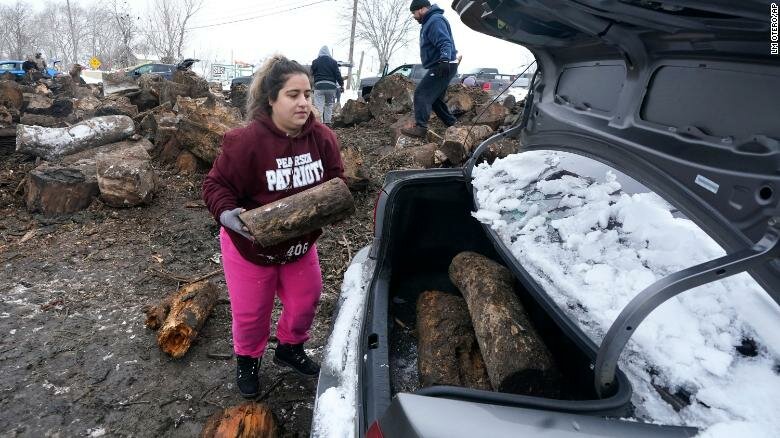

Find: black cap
[409,0,430,12]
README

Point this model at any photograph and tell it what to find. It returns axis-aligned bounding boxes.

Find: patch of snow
[311,247,372,438]
[472,150,780,436]
[86,427,106,437]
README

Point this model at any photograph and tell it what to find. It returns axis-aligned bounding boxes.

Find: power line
[187,0,334,30]
[187,0,318,28]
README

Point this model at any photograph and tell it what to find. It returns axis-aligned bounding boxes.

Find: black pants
[413,63,458,128]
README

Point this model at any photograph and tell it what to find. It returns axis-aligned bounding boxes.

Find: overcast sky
[181,0,535,74]
[3,0,534,76]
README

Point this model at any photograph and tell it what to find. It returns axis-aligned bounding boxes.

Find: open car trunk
[361,171,636,430]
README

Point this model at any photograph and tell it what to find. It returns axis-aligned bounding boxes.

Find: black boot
[235,355,260,398]
[273,343,320,376]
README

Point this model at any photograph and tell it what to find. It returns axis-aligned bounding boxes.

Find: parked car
[358,63,460,100]
[125,62,175,80]
[459,66,515,92]
[313,0,779,437]
[0,60,60,79]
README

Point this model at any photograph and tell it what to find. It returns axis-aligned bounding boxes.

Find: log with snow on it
[16,115,135,160]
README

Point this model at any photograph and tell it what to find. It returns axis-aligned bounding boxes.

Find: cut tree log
[229,83,248,116]
[16,115,135,160]
[416,290,492,390]
[445,86,475,115]
[96,144,157,207]
[19,114,65,128]
[175,95,243,164]
[341,147,369,191]
[0,80,24,110]
[102,71,140,95]
[367,74,414,118]
[396,142,443,168]
[338,99,371,127]
[200,402,277,438]
[472,103,509,130]
[25,160,98,215]
[448,251,560,396]
[95,95,139,118]
[239,178,355,247]
[146,280,219,358]
[439,125,494,164]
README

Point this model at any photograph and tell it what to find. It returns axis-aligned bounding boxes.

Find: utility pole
[346,0,359,90]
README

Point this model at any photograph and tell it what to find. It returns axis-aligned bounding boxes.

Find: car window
[0,63,18,71]
[134,64,154,74]
[152,64,171,73]
[389,65,413,77]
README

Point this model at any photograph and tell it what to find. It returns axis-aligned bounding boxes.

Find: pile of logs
[416,251,562,398]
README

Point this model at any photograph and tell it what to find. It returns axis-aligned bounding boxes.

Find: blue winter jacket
[419,5,457,69]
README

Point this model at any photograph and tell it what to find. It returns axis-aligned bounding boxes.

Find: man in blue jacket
[402,0,458,138]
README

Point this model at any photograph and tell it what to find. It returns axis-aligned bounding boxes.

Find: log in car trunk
[364,173,633,426]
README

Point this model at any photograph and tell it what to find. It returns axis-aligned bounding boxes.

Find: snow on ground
[471,150,780,437]
[311,247,372,438]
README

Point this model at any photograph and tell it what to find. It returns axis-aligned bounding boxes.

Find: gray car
[313,1,780,437]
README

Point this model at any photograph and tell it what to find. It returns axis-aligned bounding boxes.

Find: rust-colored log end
[200,402,278,438]
[158,325,195,358]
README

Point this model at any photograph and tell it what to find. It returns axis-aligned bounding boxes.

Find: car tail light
[366,421,384,438]
[482,82,492,91]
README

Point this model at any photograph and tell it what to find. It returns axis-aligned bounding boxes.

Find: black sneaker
[236,354,260,398]
[273,343,320,376]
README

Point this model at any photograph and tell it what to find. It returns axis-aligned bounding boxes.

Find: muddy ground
[0,120,400,437]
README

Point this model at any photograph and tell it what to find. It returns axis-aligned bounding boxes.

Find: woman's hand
[220,208,254,241]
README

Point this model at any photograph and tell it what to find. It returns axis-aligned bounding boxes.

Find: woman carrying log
[202,55,345,399]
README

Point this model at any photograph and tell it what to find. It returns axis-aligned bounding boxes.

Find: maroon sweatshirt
[202,114,345,265]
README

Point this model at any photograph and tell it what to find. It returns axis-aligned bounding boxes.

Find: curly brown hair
[245,55,312,120]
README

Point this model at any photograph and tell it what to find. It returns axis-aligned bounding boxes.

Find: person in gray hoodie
[310,46,344,125]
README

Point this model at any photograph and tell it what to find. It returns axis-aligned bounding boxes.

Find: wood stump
[341,147,369,191]
[16,115,135,160]
[472,103,509,130]
[367,74,414,118]
[416,290,492,390]
[239,178,355,247]
[25,161,98,215]
[96,145,157,207]
[144,280,219,358]
[200,402,277,438]
[448,251,560,396]
[439,125,494,164]
[338,99,371,127]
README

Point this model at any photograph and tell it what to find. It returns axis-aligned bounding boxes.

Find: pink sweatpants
[220,228,323,358]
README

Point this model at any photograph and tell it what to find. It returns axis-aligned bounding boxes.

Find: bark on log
[338,99,371,127]
[152,280,219,358]
[0,80,23,110]
[367,74,414,118]
[16,115,135,160]
[416,290,492,390]
[19,114,65,128]
[472,103,510,130]
[341,147,369,191]
[175,95,242,164]
[25,161,98,215]
[239,178,355,247]
[200,402,277,438]
[449,251,560,396]
[439,125,494,164]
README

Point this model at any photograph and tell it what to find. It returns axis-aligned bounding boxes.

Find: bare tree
[345,0,415,75]
[0,1,34,60]
[108,0,140,68]
[144,0,203,63]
